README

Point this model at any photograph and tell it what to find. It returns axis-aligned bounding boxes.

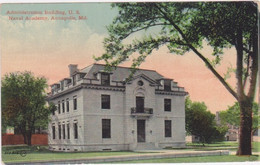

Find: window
[67,123,70,139]
[73,96,77,110]
[62,100,65,113]
[164,80,171,91]
[58,124,61,139]
[62,124,65,139]
[66,98,69,112]
[52,125,55,139]
[165,120,172,137]
[136,96,144,113]
[58,101,61,114]
[102,119,111,138]
[101,73,110,86]
[137,80,144,86]
[101,95,110,109]
[164,99,171,111]
[74,122,78,139]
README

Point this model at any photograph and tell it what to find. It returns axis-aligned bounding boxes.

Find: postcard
[1,1,259,164]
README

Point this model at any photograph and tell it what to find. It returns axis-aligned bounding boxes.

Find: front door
[137,120,145,142]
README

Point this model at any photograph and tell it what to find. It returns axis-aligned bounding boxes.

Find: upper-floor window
[164,99,171,112]
[58,101,61,114]
[101,95,110,109]
[73,96,77,110]
[164,80,171,91]
[102,119,111,138]
[136,96,144,113]
[165,120,172,137]
[66,98,69,112]
[62,100,65,113]
[101,73,110,86]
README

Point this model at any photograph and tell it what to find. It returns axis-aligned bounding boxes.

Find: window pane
[102,119,111,138]
[62,124,65,139]
[67,124,70,139]
[164,80,171,91]
[62,100,65,113]
[101,73,110,86]
[73,96,77,110]
[165,120,172,137]
[74,123,78,139]
[164,99,171,111]
[58,124,61,139]
[52,126,55,139]
[136,97,144,113]
[66,99,69,112]
[101,95,110,109]
[58,101,61,114]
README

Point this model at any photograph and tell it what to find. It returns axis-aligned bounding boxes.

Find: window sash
[73,96,77,110]
[101,73,110,86]
[67,124,70,139]
[101,95,110,109]
[165,120,172,137]
[102,119,111,138]
[74,123,78,139]
[58,125,61,139]
[66,99,69,112]
[164,99,171,111]
[52,126,55,139]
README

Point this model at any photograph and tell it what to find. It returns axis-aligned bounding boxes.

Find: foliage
[96,2,258,155]
[219,102,259,133]
[185,97,227,144]
[1,71,55,145]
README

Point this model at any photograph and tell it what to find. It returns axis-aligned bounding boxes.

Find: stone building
[47,63,188,151]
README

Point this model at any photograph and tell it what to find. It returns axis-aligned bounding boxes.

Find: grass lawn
[110,155,259,163]
[2,142,259,163]
[2,146,145,163]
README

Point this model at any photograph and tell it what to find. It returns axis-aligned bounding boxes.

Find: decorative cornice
[82,83,125,91]
[155,90,188,96]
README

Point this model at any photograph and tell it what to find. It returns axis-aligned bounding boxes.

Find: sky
[0,3,258,113]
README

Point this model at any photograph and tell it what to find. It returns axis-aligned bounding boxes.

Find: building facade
[47,64,188,151]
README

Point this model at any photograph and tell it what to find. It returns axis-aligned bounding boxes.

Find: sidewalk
[6,150,229,165]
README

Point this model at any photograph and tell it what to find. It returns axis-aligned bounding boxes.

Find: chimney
[68,64,78,76]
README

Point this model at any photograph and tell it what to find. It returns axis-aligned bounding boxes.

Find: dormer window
[101,73,110,86]
[164,80,171,91]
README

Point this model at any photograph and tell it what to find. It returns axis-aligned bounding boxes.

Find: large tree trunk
[26,131,32,146]
[237,99,253,155]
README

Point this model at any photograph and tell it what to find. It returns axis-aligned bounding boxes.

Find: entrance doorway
[137,120,145,142]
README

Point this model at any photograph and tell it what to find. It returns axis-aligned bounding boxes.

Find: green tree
[96,2,258,155]
[1,72,55,145]
[185,97,227,145]
[219,102,259,135]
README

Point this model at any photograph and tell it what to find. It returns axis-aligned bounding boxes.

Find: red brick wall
[2,134,48,145]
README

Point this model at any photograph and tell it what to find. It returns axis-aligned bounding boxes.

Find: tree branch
[154,3,238,100]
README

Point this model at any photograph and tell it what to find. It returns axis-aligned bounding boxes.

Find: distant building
[47,63,188,151]
[216,111,239,141]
